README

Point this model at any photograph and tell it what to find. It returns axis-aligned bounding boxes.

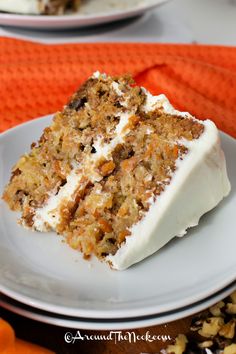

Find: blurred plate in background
[0,0,169,29]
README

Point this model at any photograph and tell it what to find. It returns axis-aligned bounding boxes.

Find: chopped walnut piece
[166,334,188,354]
[198,340,214,348]
[210,301,225,317]
[219,320,235,339]
[198,317,224,338]
[163,291,236,354]
[224,343,236,354]
[226,303,236,315]
[230,291,236,304]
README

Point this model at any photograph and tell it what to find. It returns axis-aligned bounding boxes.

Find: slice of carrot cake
[2,72,231,270]
[0,0,80,15]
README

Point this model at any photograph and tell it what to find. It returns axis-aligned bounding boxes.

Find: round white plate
[0,115,235,320]
[0,0,169,29]
[0,282,235,330]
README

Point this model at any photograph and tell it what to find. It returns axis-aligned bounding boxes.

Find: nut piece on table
[163,291,236,354]
[226,303,236,315]
[198,340,214,349]
[229,291,236,304]
[198,317,224,338]
[224,343,236,354]
[210,301,225,317]
[166,334,188,354]
[219,320,236,339]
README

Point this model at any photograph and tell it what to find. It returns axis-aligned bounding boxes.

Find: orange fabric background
[0,38,236,138]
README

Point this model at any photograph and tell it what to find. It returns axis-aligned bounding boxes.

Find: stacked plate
[0,0,169,29]
[0,116,236,330]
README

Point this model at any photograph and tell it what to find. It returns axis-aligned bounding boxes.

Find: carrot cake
[0,0,80,15]
[2,72,231,270]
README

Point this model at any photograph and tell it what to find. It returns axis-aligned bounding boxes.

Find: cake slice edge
[106,97,231,270]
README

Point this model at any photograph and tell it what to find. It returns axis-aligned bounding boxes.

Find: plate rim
[1,282,235,330]
[0,0,169,28]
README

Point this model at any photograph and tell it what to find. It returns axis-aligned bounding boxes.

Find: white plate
[0,282,235,330]
[0,115,235,320]
[0,0,169,29]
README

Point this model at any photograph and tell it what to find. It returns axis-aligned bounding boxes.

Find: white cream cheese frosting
[106,94,231,270]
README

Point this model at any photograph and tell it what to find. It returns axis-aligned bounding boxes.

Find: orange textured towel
[0,38,236,138]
